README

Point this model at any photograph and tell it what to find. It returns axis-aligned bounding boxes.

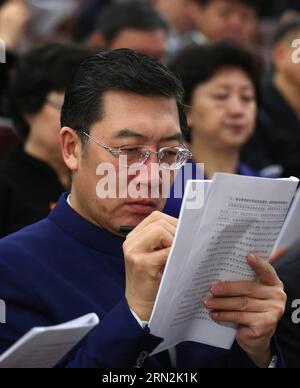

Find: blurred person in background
[0,43,91,238]
[186,0,259,46]
[73,0,112,42]
[151,0,194,35]
[89,0,169,62]
[164,43,261,217]
[242,19,300,178]
[149,0,196,59]
[0,0,28,159]
[0,0,29,112]
[0,0,29,51]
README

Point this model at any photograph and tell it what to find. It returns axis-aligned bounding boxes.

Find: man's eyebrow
[114,129,184,143]
[114,129,148,140]
[161,133,184,142]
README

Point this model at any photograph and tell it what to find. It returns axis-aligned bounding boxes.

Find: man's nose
[144,152,163,184]
[228,13,244,30]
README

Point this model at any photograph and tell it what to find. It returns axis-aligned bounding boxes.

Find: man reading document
[0,50,285,368]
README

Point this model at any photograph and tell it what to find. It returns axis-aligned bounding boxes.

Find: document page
[149,174,298,355]
[274,188,300,249]
[0,313,99,368]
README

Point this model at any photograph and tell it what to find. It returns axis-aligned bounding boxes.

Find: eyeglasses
[81,131,192,170]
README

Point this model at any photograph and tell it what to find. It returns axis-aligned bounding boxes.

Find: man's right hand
[123,211,178,321]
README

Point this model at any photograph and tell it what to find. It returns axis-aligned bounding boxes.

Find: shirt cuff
[130,309,149,329]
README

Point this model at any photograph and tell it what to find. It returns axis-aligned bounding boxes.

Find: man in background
[89,0,169,62]
[187,0,259,46]
[242,19,300,178]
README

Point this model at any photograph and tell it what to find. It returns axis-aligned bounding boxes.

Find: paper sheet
[149,174,299,355]
[0,313,99,368]
[274,188,300,249]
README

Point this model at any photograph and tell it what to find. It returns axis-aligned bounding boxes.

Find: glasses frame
[80,131,192,170]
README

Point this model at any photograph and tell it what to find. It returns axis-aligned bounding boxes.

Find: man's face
[153,0,195,34]
[70,91,182,235]
[109,28,168,62]
[188,67,256,149]
[193,0,257,45]
[274,32,300,85]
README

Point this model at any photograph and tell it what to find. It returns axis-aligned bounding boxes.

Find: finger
[203,296,270,313]
[129,211,178,236]
[129,218,177,245]
[145,247,171,279]
[270,247,288,265]
[210,281,279,300]
[248,254,282,286]
[127,223,175,252]
[209,311,266,326]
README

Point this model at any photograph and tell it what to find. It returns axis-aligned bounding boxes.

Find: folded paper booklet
[149,173,299,355]
[0,313,99,368]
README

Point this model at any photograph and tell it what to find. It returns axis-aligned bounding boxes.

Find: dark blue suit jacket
[0,195,278,368]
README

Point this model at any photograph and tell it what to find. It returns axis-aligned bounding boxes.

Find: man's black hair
[9,43,92,139]
[61,48,187,141]
[169,42,261,106]
[95,0,169,44]
[273,18,300,46]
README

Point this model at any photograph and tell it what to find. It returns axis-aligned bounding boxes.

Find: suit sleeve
[0,175,12,238]
[0,257,164,368]
[277,259,300,368]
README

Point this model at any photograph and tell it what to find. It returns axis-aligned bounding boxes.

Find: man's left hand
[203,254,287,368]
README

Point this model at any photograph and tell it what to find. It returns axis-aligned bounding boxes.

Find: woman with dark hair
[0,43,91,237]
[164,42,262,217]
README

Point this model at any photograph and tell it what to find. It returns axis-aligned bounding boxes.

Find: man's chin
[125,212,155,226]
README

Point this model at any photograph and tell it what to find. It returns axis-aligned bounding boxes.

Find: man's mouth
[126,200,157,215]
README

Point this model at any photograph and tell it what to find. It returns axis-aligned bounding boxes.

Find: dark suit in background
[276,243,300,368]
[242,82,300,178]
[0,145,65,237]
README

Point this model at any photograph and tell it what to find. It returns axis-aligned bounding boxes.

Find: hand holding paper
[148,173,298,361]
[205,253,286,368]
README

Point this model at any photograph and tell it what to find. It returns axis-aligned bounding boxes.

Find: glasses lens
[119,147,148,167]
[160,148,190,170]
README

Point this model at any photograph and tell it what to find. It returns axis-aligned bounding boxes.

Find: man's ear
[88,31,106,49]
[60,127,81,172]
